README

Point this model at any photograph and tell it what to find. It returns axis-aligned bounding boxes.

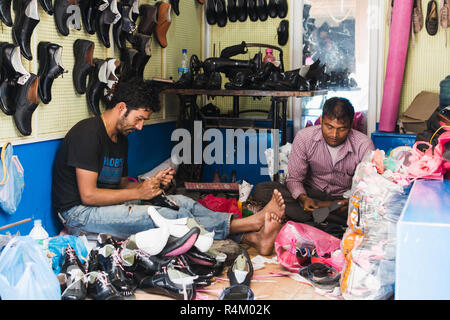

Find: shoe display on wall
[236,0,246,21]
[169,0,179,16]
[12,73,39,136]
[255,0,267,21]
[118,47,138,80]
[0,42,30,115]
[276,0,287,18]
[215,0,227,27]
[37,42,66,104]
[154,1,172,48]
[12,0,40,60]
[0,0,13,26]
[205,0,216,25]
[227,0,237,22]
[267,0,276,18]
[246,0,258,21]
[73,39,95,95]
[137,4,158,35]
[39,0,54,14]
[277,19,289,46]
[95,0,121,47]
[112,3,136,50]
[86,58,107,116]
[54,0,81,36]
[426,0,439,35]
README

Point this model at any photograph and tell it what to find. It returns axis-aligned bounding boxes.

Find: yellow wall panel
[383,0,450,116]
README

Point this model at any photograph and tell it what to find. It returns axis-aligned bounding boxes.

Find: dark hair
[104,77,161,113]
[322,97,355,124]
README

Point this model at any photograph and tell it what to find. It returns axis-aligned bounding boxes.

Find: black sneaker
[87,271,124,300]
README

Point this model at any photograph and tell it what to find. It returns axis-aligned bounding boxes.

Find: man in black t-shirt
[52,77,286,256]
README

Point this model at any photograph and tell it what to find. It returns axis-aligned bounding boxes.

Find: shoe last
[12,0,40,60]
[73,39,95,94]
[37,42,65,104]
[13,73,39,136]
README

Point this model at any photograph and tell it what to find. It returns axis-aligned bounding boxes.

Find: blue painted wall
[0,121,176,237]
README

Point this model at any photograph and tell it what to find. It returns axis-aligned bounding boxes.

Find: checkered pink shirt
[286,125,375,199]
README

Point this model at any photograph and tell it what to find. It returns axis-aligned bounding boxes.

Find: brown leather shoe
[412,0,423,33]
[426,0,439,35]
[138,4,157,35]
[155,2,171,48]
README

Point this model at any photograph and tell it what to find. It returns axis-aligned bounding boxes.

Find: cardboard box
[398,91,440,134]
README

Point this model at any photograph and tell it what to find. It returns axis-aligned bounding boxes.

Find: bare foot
[242,211,283,256]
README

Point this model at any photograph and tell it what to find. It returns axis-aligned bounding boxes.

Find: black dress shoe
[205,0,216,25]
[73,39,94,94]
[137,4,157,35]
[39,0,54,14]
[59,245,87,300]
[118,47,138,80]
[255,0,267,21]
[86,58,107,115]
[97,244,135,299]
[227,248,253,286]
[275,0,287,18]
[12,0,40,60]
[267,0,276,18]
[123,248,173,275]
[0,42,30,115]
[227,0,237,22]
[54,0,81,36]
[236,0,246,21]
[131,32,152,55]
[135,266,196,300]
[277,19,288,46]
[13,73,40,136]
[169,0,179,15]
[87,271,124,300]
[246,0,257,21]
[79,0,96,34]
[175,255,215,285]
[184,246,217,267]
[132,51,150,79]
[37,42,65,104]
[112,3,136,50]
[215,0,227,27]
[96,0,121,47]
[0,0,13,26]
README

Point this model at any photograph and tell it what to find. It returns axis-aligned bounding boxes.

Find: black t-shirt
[52,116,128,212]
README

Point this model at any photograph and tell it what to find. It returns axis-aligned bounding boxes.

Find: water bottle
[178,49,189,79]
[29,219,49,242]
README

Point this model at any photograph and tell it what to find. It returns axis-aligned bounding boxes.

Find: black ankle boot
[13,73,40,136]
[86,58,107,116]
[79,0,98,34]
[0,0,13,26]
[131,51,150,80]
[12,0,40,60]
[37,42,66,104]
[0,42,30,115]
[73,39,95,94]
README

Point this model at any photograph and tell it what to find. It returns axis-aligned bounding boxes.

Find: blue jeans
[59,195,239,241]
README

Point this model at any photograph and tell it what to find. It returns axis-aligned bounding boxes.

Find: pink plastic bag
[407,141,444,181]
[434,125,450,176]
[197,194,242,218]
[274,221,345,273]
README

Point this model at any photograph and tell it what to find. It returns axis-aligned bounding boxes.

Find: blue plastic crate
[371,131,416,153]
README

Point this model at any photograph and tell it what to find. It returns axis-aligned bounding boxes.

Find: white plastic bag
[0,236,61,300]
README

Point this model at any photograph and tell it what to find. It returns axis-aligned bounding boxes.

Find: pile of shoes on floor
[57,208,252,300]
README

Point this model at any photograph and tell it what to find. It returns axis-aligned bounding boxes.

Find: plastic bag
[0,236,61,300]
[407,141,443,181]
[197,194,242,218]
[0,143,25,215]
[48,235,88,274]
[274,221,344,273]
